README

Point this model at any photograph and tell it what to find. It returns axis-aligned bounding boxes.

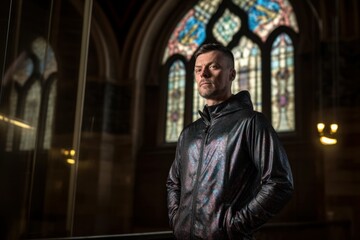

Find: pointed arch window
[162,0,299,143]
[271,33,295,132]
[166,60,186,142]
[4,37,58,151]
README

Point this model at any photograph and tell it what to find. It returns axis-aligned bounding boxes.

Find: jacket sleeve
[166,135,182,229]
[227,113,294,236]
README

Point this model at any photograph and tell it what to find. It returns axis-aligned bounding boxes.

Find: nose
[200,67,210,78]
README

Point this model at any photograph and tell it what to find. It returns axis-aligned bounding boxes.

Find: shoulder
[177,118,204,139]
[247,111,278,135]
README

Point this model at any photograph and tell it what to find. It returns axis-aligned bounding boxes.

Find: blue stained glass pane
[248,0,280,31]
[232,0,298,41]
[163,0,222,63]
[178,16,206,45]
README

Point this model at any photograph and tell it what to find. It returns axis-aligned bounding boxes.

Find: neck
[205,93,232,106]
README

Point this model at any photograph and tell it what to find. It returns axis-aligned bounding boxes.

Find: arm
[227,113,294,236]
[166,138,182,229]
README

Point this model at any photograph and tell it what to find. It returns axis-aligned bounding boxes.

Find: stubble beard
[198,84,225,100]
[198,84,215,99]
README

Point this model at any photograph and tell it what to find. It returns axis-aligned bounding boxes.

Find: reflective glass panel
[0,0,89,238]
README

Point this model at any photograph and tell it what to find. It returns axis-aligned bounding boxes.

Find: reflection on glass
[3,37,57,151]
[0,0,85,238]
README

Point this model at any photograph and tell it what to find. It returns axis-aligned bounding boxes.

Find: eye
[209,64,219,69]
[194,68,201,74]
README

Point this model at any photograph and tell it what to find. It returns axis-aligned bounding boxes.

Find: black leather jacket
[166,91,293,240]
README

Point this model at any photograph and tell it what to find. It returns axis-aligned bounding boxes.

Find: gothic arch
[126,0,321,148]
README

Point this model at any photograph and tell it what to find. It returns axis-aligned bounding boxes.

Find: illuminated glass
[213,9,241,46]
[5,89,17,151]
[232,37,262,111]
[163,0,298,142]
[271,33,295,131]
[19,81,41,150]
[192,78,206,122]
[5,37,58,150]
[44,81,57,149]
[32,37,58,80]
[166,60,186,142]
[163,0,222,63]
[232,0,298,41]
[32,37,58,148]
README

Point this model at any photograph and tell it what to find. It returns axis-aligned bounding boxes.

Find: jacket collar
[199,91,253,123]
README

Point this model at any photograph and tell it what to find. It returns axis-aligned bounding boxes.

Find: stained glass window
[213,9,241,46]
[232,0,298,41]
[163,0,298,142]
[232,37,262,111]
[192,78,206,121]
[271,33,295,131]
[162,0,222,63]
[166,60,186,142]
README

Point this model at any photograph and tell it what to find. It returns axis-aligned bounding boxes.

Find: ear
[230,68,236,81]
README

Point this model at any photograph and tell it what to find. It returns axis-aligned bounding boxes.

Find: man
[166,43,294,240]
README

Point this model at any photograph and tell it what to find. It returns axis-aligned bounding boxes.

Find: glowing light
[61,149,76,164]
[330,123,338,133]
[317,123,325,133]
[70,149,75,156]
[67,158,75,164]
[320,136,337,145]
[0,114,33,129]
[317,123,338,145]
[62,149,69,155]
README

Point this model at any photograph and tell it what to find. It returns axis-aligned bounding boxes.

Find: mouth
[199,80,212,87]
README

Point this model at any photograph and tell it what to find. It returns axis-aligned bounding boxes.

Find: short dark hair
[194,43,234,67]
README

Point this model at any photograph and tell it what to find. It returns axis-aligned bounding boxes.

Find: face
[194,50,235,106]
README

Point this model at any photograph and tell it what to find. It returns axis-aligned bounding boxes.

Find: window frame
[160,0,301,145]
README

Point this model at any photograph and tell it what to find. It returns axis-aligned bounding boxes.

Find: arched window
[4,37,58,151]
[166,60,186,142]
[162,0,298,143]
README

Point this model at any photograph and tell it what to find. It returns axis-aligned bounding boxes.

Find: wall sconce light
[61,148,76,164]
[317,123,338,145]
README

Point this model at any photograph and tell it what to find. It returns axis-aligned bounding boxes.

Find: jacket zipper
[189,123,210,239]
